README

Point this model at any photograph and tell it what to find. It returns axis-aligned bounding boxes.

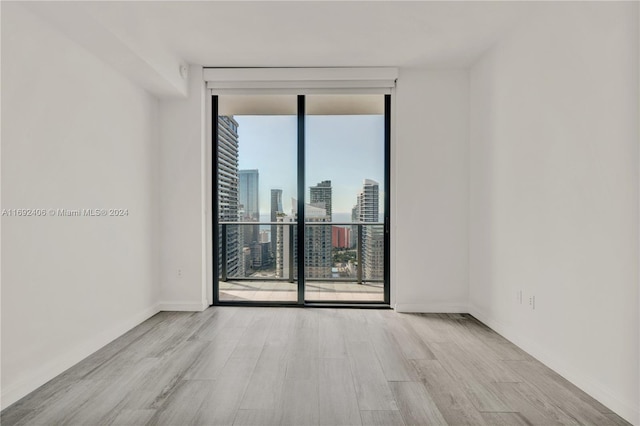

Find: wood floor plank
[230,310,274,359]
[505,359,614,414]
[0,408,32,426]
[20,380,104,425]
[412,359,488,425]
[480,412,532,425]
[432,340,521,383]
[144,311,216,359]
[389,381,447,426]
[319,358,362,426]
[318,309,347,358]
[294,307,319,330]
[85,312,202,380]
[191,307,239,341]
[63,358,159,425]
[149,380,211,426]
[337,309,370,343]
[503,360,617,425]
[490,381,581,425]
[368,326,419,381]
[2,307,630,426]
[1,371,79,421]
[346,340,398,411]
[192,356,259,425]
[281,351,321,424]
[379,311,436,360]
[286,323,319,359]
[285,355,319,381]
[429,342,513,412]
[123,339,208,410]
[183,338,239,380]
[604,413,634,426]
[360,410,405,426]
[226,307,258,328]
[280,377,319,426]
[451,317,532,361]
[67,312,173,379]
[239,345,288,410]
[109,409,156,425]
[232,409,282,426]
[404,313,455,343]
[264,308,297,348]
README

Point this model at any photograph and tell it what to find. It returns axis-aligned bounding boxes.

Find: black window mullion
[297,95,306,305]
[384,94,391,305]
[212,95,220,305]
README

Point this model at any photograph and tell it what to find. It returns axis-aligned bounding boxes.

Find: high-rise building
[332,226,351,248]
[250,242,271,269]
[276,200,332,280]
[270,189,283,256]
[310,180,332,220]
[309,181,333,278]
[239,246,252,277]
[275,213,295,279]
[358,179,379,223]
[239,169,259,246]
[217,115,240,277]
[350,203,359,249]
[305,202,332,279]
[355,179,383,281]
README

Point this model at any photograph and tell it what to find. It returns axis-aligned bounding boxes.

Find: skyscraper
[217,115,240,277]
[351,203,359,249]
[239,169,259,246]
[310,180,332,220]
[270,189,283,256]
[304,202,332,279]
[356,179,383,281]
[332,226,351,249]
[276,199,332,280]
[275,213,294,280]
[308,181,333,279]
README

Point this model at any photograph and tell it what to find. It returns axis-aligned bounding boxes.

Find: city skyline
[236,114,385,216]
[222,114,384,282]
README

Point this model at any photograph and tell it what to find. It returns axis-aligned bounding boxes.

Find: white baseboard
[158,301,208,311]
[468,304,639,426]
[394,302,468,313]
[1,304,161,411]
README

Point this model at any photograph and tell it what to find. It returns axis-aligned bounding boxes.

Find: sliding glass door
[213,93,390,306]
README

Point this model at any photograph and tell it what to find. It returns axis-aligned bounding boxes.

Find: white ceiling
[59,1,541,67]
[20,1,545,96]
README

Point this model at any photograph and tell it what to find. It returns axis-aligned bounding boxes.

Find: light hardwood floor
[1,308,630,426]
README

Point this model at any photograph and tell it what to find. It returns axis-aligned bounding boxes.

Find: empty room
[1,1,638,425]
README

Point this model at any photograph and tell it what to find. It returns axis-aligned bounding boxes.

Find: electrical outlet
[178,268,182,277]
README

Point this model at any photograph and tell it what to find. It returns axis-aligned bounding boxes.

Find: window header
[204,67,397,94]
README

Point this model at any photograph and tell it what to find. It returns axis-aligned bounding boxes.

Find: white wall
[469,2,639,423]
[1,3,160,408]
[158,65,209,311]
[155,68,471,312]
[394,69,470,312]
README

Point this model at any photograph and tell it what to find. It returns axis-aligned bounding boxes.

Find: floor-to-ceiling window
[212,86,391,306]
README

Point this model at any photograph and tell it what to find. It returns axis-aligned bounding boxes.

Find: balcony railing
[218,221,384,284]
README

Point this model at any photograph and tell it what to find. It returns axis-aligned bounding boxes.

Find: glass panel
[217,95,298,302]
[304,95,385,302]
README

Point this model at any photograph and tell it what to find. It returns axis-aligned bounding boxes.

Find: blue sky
[236,114,384,219]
